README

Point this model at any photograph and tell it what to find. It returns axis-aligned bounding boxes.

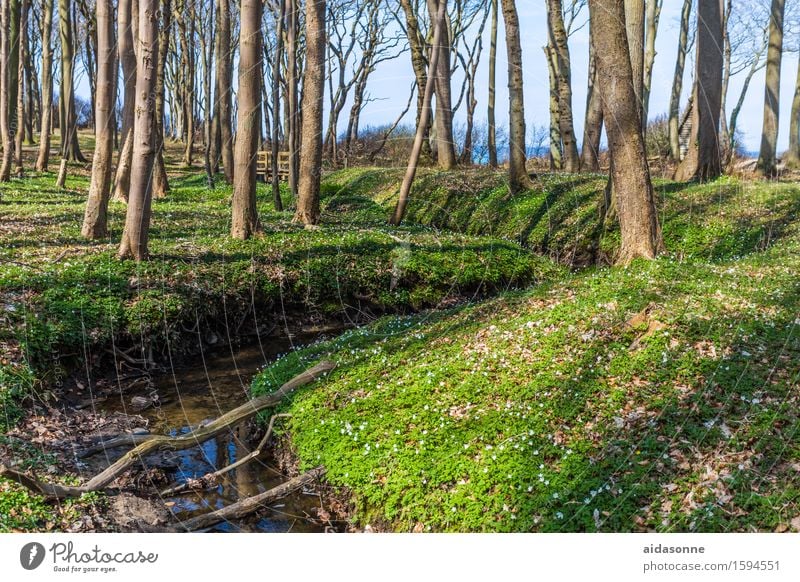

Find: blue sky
[75,2,795,155]
[356,1,797,155]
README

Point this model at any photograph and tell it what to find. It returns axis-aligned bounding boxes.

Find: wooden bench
[257,150,290,181]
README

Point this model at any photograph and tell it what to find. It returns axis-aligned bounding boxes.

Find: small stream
[97,334,332,532]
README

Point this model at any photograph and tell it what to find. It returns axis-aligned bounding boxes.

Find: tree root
[0,361,335,499]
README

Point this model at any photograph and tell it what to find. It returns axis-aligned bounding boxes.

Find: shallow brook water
[97,336,331,532]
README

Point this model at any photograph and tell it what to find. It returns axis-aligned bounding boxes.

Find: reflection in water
[102,336,329,533]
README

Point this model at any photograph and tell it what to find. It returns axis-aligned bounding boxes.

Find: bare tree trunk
[391,0,446,226]
[14,0,27,176]
[581,39,603,171]
[217,0,233,183]
[230,0,262,239]
[756,0,785,177]
[785,55,800,168]
[119,0,159,261]
[151,0,172,199]
[625,0,645,123]
[590,0,662,264]
[501,0,531,193]
[58,0,85,161]
[294,0,325,225]
[0,0,20,181]
[271,0,285,211]
[35,0,54,171]
[82,0,116,239]
[544,45,562,169]
[427,0,457,169]
[398,0,433,164]
[286,0,299,197]
[487,0,497,168]
[668,0,691,161]
[674,0,723,182]
[641,0,661,125]
[726,45,765,165]
[0,0,9,188]
[546,0,579,172]
[113,0,137,201]
[719,0,732,151]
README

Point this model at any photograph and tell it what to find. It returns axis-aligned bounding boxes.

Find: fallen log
[78,429,153,458]
[0,361,335,499]
[175,466,326,531]
[159,413,291,497]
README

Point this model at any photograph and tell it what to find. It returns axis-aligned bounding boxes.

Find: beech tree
[0,0,20,181]
[545,0,579,172]
[668,0,692,161]
[82,0,116,239]
[230,0,262,239]
[215,0,233,183]
[755,0,785,176]
[487,0,498,168]
[674,0,723,182]
[114,0,137,201]
[119,0,160,260]
[590,0,663,263]
[35,0,54,171]
[58,0,85,162]
[501,0,530,193]
[294,0,326,225]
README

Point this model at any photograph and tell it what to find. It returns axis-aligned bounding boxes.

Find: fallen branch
[77,429,153,458]
[0,361,335,499]
[175,466,326,531]
[159,413,291,497]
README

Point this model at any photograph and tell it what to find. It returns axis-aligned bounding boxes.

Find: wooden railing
[257,151,290,181]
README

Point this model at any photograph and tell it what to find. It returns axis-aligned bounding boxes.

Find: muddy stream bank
[79,334,340,532]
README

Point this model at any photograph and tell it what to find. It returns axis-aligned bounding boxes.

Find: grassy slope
[0,171,556,432]
[252,176,800,532]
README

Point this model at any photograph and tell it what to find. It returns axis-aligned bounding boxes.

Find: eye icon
[20,542,46,570]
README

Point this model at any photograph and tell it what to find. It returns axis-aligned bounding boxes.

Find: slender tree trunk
[391,0,446,226]
[217,0,233,183]
[501,0,531,193]
[668,0,691,161]
[151,0,171,198]
[294,0,325,224]
[674,0,724,182]
[726,46,764,165]
[581,40,603,171]
[119,0,159,261]
[230,0,262,239]
[0,0,20,181]
[398,0,433,164]
[14,0,27,176]
[35,0,54,171]
[113,0,137,201]
[271,0,285,211]
[487,0,497,168]
[286,0,299,197]
[756,0,785,177]
[427,0,457,169]
[82,0,116,239]
[719,0,732,151]
[544,44,562,169]
[546,0,579,172]
[590,0,662,264]
[641,0,661,125]
[58,0,84,161]
[784,56,800,167]
[0,0,10,187]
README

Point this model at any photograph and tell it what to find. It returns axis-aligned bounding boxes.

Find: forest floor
[1,139,799,532]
